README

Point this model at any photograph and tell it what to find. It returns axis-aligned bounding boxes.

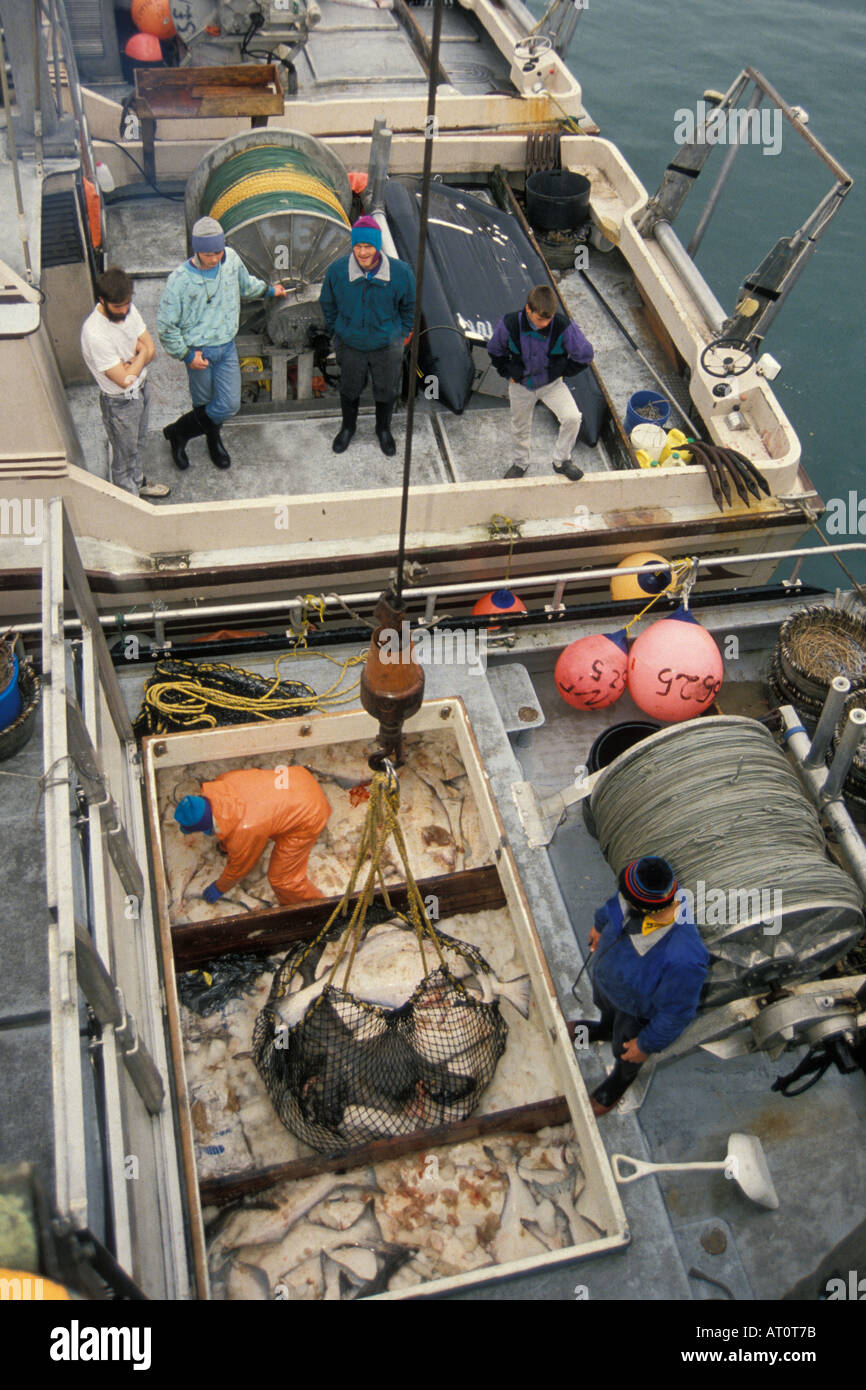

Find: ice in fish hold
[273,919,531,1031]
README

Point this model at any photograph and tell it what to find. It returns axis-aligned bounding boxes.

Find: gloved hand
[202,881,223,904]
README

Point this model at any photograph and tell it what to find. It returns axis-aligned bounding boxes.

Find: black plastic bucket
[525,170,591,231]
[582,720,659,836]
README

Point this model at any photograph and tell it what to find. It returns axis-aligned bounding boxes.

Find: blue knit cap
[351,215,382,251]
[174,795,213,834]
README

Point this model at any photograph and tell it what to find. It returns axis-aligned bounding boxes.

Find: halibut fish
[273,919,531,1032]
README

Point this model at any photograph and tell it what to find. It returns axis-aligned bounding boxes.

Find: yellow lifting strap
[315,761,454,995]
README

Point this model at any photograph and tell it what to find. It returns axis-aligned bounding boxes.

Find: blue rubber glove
[203,881,223,904]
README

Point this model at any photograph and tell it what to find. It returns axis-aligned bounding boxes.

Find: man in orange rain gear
[174,767,331,905]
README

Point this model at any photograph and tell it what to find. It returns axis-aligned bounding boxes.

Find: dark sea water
[535,0,865,590]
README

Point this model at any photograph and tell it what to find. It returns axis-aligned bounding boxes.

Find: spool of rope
[201,145,350,235]
[185,130,353,293]
[588,716,864,1005]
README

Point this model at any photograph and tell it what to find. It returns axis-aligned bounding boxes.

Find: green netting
[201,145,349,234]
[213,191,348,235]
[203,145,333,206]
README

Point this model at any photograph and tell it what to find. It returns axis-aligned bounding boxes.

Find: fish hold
[273,919,530,1031]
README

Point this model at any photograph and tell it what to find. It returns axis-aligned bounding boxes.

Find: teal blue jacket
[156,249,272,361]
[319,251,415,351]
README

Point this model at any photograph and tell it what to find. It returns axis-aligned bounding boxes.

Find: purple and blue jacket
[487,308,593,390]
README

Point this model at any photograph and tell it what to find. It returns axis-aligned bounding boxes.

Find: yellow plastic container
[659,428,692,465]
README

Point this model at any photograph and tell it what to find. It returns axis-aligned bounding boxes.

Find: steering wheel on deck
[699,337,757,379]
[513,35,553,68]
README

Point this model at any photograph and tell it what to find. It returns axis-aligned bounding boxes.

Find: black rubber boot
[198,407,231,469]
[591,1066,636,1114]
[375,399,396,457]
[332,395,359,454]
[163,408,206,471]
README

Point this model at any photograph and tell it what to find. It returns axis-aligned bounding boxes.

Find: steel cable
[590,718,863,996]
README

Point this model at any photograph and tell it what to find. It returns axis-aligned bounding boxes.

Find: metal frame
[638,67,853,347]
[41,496,190,1296]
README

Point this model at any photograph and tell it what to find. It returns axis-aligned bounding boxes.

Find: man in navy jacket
[487,282,593,480]
[320,215,415,457]
[577,856,710,1115]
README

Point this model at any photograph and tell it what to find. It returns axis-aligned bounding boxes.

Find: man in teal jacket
[157,217,286,470]
[319,214,415,457]
[576,856,710,1115]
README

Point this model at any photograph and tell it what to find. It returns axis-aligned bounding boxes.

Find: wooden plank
[135,65,283,119]
[200,1096,571,1206]
[171,864,506,969]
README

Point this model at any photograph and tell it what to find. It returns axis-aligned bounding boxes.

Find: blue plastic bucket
[625,390,671,435]
[0,652,22,730]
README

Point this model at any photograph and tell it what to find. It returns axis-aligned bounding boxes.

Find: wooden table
[133,64,284,184]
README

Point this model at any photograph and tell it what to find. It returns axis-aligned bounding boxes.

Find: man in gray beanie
[156,216,286,470]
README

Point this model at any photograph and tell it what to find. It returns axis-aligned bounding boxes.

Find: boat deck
[4,598,865,1299]
[63,195,687,502]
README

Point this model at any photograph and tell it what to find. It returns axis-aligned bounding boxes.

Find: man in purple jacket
[487,283,593,480]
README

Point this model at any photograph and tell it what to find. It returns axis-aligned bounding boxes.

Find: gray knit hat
[191,216,225,254]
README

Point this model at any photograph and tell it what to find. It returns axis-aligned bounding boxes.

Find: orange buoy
[555,630,629,710]
[125,31,163,61]
[82,178,102,249]
[627,607,723,721]
[472,588,527,633]
[473,589,527,618]
[611,551,672,603]
[131,0,176,38]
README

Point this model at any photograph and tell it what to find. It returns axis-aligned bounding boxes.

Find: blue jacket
[593,891,709,1054]
[319,251,415,351]
[487,309,593,389]
[156,248,273,362]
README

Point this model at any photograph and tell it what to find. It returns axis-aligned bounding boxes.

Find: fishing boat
[0,0,863,1310]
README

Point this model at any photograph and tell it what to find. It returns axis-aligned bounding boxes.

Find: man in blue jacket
[577,856,710,1115]
[319,214,415,457]
[487,283,593,481]
[157,216,286,471]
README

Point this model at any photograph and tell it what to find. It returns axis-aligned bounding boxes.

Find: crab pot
[142,699,627,1301]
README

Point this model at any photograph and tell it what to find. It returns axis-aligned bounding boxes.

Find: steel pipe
[778,705,866,897]
[653,220,727,334]
[804,675,851,769]
[8,543,866,638]
[822,708,866,802]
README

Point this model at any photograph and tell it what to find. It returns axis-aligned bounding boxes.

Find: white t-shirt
[80,303,148,397]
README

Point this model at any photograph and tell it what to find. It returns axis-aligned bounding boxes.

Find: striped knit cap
[619,856,677,910]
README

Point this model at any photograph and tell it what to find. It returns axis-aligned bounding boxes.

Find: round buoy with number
[555,630,629,711]
[131,0,176,38]
[611,551,672,603]
[627,608,723,721]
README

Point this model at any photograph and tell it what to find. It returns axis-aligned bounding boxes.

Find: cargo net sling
[253,763,508,1152]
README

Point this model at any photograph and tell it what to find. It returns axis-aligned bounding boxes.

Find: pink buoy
[627,607,723,721]
[554,629,629,711]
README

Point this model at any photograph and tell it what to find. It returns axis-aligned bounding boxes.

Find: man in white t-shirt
[80,266,170,499]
